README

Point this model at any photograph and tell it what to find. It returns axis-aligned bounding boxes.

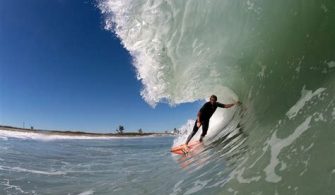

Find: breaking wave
[98,0,335,194]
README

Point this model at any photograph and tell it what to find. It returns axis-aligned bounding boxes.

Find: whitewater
[1,0,335,194]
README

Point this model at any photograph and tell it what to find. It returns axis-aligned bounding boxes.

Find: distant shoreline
[0,125,175,138]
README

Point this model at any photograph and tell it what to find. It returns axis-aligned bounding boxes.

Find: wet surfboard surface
[170,141,203,155]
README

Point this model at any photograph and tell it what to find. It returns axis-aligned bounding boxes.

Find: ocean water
[0,135,185,195]
[1,0,335,194]
[0,132,248,195]
[97,0,335,194]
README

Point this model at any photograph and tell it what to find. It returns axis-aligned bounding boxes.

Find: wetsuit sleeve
[217,102,225,108]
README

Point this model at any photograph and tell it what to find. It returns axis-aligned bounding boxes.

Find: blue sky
[0,0,200,132]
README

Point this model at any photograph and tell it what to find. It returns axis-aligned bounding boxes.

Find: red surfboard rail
[170,141,202,155]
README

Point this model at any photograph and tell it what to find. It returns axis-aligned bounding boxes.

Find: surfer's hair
[210,95,217,101]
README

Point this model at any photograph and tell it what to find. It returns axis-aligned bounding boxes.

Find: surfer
[185,95,241,145]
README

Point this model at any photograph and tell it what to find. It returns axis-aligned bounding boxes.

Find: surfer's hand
[235,101,242,106]
[197,121,201,128]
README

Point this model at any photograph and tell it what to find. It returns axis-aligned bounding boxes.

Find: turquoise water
[0,133,247,194]
[0,136,184,194]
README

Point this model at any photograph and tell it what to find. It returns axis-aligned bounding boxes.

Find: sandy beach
[0,125,173,138]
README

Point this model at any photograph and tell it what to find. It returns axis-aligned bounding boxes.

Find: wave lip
[98,0,240,106]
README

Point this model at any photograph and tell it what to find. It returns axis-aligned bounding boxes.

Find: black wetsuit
[186,102,225,144]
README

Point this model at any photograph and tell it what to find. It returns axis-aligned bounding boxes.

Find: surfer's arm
[218,101,241,108]
[217,102,234,108]
[197,112,201,123]
[217,102,225,108]
[224,101,242,108]
[217,102,233,108]
[224,103,235,108]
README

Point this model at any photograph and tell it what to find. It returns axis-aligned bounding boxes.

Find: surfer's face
[210,97,216,105]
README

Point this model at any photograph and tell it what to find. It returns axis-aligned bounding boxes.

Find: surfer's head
[210,95,217,105]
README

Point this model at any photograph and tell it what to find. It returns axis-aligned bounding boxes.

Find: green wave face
[99,0,335,194]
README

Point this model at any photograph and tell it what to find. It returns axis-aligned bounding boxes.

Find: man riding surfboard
[185,95,241,145]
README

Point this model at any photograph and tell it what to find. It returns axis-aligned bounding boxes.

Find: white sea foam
[1,179,27,194]
[172,119,198,146]
[0,129,124,140]
[184,179,211,195]
[99,0,239,106]
[286,86,326,119]
[170,180,184,195]
[264,116,312,183]
[236,167,261,183]
[327,61,335,68]
[78,189,95,195]
[1,166,66,176]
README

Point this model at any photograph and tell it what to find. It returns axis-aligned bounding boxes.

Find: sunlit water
[0,136,190,195]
